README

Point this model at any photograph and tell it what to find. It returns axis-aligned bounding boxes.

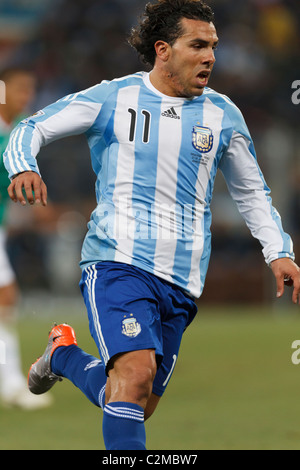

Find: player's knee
[108,349,157,406]
[126,364,155,402]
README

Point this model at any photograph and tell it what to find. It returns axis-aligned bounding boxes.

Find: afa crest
[192,126,213,153]
[122,315,141,338]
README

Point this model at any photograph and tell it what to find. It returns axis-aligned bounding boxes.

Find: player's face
[165,18,218,98]
[5,73,36,117]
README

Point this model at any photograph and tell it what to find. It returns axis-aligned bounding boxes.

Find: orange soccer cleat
[28,323,77,395]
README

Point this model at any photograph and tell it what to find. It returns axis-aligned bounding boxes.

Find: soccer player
[0,67,52,409]
[3,0,300,449]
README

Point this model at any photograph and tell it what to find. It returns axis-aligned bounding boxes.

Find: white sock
[0,318,26,398]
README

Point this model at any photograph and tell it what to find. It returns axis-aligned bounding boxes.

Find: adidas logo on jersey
[161,107,181,119]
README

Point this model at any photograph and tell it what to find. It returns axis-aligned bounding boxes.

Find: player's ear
[154,40,171,62]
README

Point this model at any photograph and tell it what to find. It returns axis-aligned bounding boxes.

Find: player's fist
[8,171,47,207]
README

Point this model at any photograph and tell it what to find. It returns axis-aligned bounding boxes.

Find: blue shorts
[79,262,198,397]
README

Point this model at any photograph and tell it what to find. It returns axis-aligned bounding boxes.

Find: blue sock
[103,402,146,450]
[51,345,107,408]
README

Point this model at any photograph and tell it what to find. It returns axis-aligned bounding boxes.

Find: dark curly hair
[128,0,215,67]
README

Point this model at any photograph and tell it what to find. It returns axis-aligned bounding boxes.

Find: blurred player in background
[0,67,52,409]
[3,0,300,449]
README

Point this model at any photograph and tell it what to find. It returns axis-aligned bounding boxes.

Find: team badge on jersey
[192,126,213,153]
[122,315,141,338]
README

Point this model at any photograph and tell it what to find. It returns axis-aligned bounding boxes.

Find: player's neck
[149,68,182,98]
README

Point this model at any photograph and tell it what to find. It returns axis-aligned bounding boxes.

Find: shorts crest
[122,315,141,338]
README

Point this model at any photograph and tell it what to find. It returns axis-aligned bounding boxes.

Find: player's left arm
[219,124,298,304]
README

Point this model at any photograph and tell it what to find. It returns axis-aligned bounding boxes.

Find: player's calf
[102,349,156,450]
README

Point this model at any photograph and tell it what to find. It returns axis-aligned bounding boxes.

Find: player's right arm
[3,81,112,205]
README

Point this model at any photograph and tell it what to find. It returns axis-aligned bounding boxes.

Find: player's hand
[8,171,47,207]
[271,258,300,305]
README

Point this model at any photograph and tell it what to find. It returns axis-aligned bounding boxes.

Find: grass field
[1,300,300,450]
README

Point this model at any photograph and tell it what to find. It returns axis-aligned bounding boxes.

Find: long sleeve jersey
[3,72,295,298]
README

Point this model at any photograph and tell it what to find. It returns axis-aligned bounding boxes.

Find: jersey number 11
[128,108,151,144]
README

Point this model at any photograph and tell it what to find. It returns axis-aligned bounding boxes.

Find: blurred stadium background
[0,0,300,450]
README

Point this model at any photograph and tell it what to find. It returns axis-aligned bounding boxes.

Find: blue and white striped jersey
[3,72,295,298]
